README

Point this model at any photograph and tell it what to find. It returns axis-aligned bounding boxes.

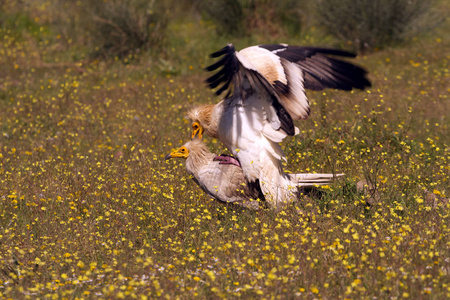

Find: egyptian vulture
[165,139,342,210]
[187,43,370,208]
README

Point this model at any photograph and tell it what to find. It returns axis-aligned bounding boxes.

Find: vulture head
[165,145,189,160]
[165,139,212,162]
[186,104,219,139]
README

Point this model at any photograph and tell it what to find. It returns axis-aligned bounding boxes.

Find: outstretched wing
[258,44,371,91]
[206,43,371,133]
[206,44,297,136]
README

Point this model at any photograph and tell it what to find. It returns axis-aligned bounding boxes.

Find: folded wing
[197,160,265,210]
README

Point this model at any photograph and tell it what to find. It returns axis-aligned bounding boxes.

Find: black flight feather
[205,44,239,95]
[258,44,370,91]
[204,43,371,134]
[210,44,234,58]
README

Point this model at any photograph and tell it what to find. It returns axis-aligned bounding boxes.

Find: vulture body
[188,43,370,208]
[165,139,343,210]
[166,139,264,209]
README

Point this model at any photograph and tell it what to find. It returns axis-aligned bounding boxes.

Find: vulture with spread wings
[187,43,370,208]
[165,139,342,210]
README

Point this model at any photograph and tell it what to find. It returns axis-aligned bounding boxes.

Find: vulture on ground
[165,139,343,210]
[187,43,370,208]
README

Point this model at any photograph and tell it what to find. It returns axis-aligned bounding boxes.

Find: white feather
[197,166,244,202]
[237,46,287,85]
[197,43,365,208]
[279,60,309,119]
[290,173,344,186]
[237,47,310,120]
[218,93,300,207]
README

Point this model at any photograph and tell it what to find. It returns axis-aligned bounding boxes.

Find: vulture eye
[193,124,198,130]
[180,147,186,152]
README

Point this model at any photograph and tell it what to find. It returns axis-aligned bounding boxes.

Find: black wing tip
[303,56,372,91]
[205,43,240,96]
[308,47,357,58]
[210,43,236,58]
[347,66,372,90]
[258,44,288,52]
[306,107,311,116]
[259,44,358,59]
[357,77,372,90]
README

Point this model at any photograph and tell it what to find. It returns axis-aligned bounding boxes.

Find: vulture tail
[290,173,344,187]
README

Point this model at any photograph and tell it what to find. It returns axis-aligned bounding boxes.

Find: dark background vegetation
[2,0,444,58]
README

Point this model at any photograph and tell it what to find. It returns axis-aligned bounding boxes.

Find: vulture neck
[203,101,223,139]
[185,144,216,178]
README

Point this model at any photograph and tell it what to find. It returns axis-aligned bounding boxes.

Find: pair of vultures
[166,43,371,210]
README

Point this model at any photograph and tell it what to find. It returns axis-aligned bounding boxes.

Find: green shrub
[198,0,244,35]
[315,0,435,51]
[89,0,168,58]
[196,0,307,37]
[51,0,168,58]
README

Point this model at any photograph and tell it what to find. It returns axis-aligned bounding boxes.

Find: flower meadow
[0,2,449,299]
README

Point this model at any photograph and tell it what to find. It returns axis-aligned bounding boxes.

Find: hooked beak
[191,122,204,140]
[165,148,188,160]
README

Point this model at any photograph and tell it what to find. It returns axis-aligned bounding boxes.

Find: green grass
[0,1,449,299]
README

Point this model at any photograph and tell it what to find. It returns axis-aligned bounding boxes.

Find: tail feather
[290,173,344,187]
[260,172,344,210]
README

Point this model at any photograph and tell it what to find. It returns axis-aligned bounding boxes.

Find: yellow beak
[191,122,204,140]
[165,147,189,160]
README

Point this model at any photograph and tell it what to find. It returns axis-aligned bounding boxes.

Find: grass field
[0,1,449,299]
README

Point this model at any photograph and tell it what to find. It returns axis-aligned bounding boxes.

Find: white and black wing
[206,43,298,136]
[206,43,371,129]
[258,44,371,91]
[205,44,240,97]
